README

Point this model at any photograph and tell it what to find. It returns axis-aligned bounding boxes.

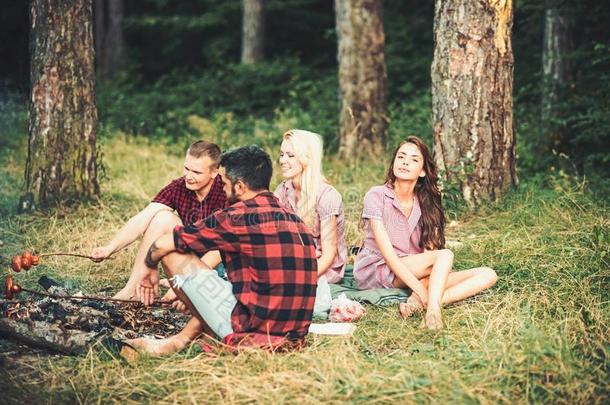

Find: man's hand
[161,288,190,314]
[90,245,114,263]
[137,270,160,306]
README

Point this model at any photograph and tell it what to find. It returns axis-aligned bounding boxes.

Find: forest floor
[0,136,608,404]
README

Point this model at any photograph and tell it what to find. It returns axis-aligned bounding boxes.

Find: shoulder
[210,175,224,188]
[152,177,185,203]
[363,185,390,204]
[318,183,342,204]
[163,177,186,191]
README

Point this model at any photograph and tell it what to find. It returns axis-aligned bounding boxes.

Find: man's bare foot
[424,308,443,330]
[399,294,424,319]
[112,287,136,300]
[124,334,191,357]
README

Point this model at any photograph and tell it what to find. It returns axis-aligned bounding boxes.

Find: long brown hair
[385,136,445,250]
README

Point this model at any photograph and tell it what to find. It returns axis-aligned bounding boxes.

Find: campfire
[1,251,188,355]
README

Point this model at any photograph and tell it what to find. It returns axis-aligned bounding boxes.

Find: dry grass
[1,137,609,404]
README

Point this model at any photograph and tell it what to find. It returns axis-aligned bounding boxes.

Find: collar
[383,182,421,228]
[280,180,298,211]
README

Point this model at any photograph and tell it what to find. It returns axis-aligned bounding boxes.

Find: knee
[481,267,498,287]
[149,210,180,232]
[439,248,454,261]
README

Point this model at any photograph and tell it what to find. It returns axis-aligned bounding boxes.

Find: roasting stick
[10,250,114,273]
[3,276,173,307]
[38,252,115,260]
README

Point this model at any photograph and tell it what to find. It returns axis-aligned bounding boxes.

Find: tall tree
[26,0,99,206]
[241,0,265,64]
[541,0,573,152]
[335,0,387,159]
[93,0,124,80]
[431,0,517,206]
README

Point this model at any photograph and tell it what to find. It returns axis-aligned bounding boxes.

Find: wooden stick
[38,252,115,260]
[18,287,171,307]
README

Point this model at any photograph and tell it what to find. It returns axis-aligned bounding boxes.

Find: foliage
[97,57,339,146]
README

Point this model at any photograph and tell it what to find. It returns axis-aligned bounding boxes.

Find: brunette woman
[353,136,497,329]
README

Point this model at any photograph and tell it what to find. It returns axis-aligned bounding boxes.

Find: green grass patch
[0,135,608,403]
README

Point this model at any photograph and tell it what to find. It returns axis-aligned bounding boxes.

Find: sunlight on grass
[1,137,608,404]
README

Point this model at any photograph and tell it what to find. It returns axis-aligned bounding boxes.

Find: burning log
[1,276,188,355]
[0,316,102,355]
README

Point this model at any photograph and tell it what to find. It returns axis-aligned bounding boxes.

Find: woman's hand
[414,288,428,308]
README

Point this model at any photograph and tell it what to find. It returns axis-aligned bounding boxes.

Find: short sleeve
[318,186,343,221]
[362,188,384,220]
[152,180,178,209]
[173,210,240,256]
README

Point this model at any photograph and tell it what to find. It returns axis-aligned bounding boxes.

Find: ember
[1,276,188,355]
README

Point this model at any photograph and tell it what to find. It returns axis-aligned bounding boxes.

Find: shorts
[172,269,237,339]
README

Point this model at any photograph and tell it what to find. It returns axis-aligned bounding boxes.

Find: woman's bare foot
[124,334,191,357]
[399,294,424,319]
[424,307,443,330]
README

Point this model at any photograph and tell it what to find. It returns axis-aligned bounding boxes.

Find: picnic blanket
[329,265,411,306]
[218,263,411,307]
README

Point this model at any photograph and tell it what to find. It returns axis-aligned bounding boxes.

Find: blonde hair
[283,129,326,228]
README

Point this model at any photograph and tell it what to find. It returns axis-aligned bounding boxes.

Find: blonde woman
[274,129,348,315]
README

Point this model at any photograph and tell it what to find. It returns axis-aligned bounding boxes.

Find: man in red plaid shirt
[90,140,227,301]
[129,145,318,355]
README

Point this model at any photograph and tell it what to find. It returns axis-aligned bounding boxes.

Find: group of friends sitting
[90,130,498,356]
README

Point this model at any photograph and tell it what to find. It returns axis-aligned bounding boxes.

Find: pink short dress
[354,184,424,289]
[274,181,348,284]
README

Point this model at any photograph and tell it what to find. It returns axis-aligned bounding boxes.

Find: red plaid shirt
[152,176,227,224]
[173,192,318,339]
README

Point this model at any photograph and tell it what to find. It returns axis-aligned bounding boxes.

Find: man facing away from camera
[128,145,318,355]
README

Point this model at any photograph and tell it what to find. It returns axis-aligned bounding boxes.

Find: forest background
[0,0,608,403]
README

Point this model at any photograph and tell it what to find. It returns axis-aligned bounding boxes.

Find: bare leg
[394,250,448,326]
[160,250,222,301]
[424,249,453,329]
[126,252,217,356]
[435,267,497,305]
[398,266,497,326]
[393,250,496,330]
[113,211,181,300]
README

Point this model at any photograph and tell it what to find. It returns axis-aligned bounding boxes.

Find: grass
[0,132,609,403]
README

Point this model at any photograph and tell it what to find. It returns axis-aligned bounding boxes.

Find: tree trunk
[431,0,517,206]
[93,0,105,78]
[541,2,572,151]
[335,0,387,159]
[241,0,265,64]
[93,0,123,80]
[26,0,99,206]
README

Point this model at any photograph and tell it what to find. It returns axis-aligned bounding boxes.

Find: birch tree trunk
[335,0,387,159]
[431,0,517,206]
[241,0,265,64]
[26,0,99,206]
